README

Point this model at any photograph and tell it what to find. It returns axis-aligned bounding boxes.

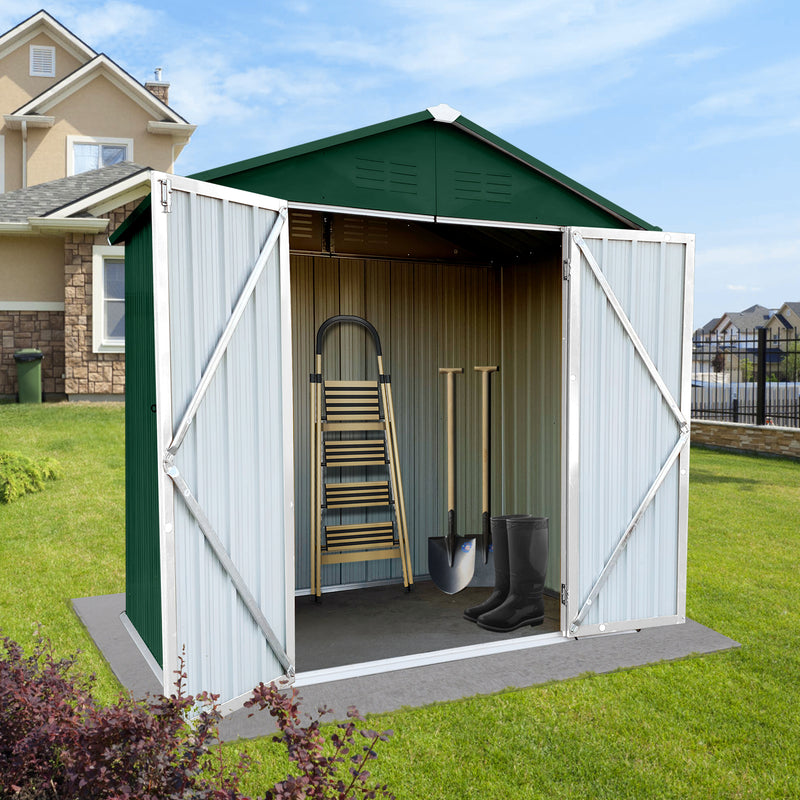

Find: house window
[30,45,55,77]
[92,246,125,353]
[67,136,133,175]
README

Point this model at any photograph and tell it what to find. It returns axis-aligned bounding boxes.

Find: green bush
[0,451,62,504]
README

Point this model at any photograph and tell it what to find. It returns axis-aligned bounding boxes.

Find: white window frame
[92,245,125,353]
[67,136,133,176]
[30,45,56,77]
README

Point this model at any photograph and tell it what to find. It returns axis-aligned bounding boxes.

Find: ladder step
[324,439,387,467]
[324,521,395,551]
[325,481,391,509]
[324,381,381,421]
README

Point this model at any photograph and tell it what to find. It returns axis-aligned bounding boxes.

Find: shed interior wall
[289,220,563,594]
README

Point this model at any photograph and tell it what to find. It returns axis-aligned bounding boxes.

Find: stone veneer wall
[691,419,800,460]
[0,310,65,397]
[63,201,138,398]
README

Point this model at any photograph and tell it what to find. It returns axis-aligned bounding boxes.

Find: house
[713,304,774,341]
[765,302,800,345]
[0,10,195,398]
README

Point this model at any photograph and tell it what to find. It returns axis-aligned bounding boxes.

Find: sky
[3,0,798,329]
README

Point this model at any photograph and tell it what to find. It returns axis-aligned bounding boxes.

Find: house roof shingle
[0,162,147,222]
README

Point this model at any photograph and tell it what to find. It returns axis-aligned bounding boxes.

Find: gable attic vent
[30,45,56,77]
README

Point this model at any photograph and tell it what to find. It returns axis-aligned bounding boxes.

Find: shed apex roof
[0,162,146,223]
[192,106,657,231]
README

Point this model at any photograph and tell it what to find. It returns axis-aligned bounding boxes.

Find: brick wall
[691,420,800,460]
[63,202,137,398]
[0,310,65,397]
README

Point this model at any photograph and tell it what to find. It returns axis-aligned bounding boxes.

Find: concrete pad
[72,591,739,743]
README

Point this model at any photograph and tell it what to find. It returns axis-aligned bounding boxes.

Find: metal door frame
[561,226,694,637]
[150,172,296,706]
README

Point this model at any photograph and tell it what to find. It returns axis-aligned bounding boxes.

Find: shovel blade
[468,536,494,587]
[428,535,476,595]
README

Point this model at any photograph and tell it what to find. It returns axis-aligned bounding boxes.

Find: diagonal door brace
[163,207,293,676]
[569,232,689,634]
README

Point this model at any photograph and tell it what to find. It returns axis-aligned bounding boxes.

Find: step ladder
[310,315,413,598]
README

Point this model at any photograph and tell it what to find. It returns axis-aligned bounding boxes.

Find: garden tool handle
[474,367,498,519]
[439,368,463,524]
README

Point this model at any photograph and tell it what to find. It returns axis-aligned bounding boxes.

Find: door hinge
[160,179,172,213]
[561,583,568,606]
[563,259,571,281]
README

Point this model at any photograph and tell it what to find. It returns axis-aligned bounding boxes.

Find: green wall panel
[211,125,438,218]
[124,214,162,667]
[433,124,625,227]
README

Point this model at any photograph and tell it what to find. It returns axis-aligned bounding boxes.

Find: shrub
[0,634,246,800]
[0,634,395,800]
[245,683,394,800]
[0,451,61,504]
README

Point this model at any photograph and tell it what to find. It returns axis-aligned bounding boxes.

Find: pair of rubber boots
[464,515,549,632]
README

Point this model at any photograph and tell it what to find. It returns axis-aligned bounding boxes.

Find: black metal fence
[692,327,800,427]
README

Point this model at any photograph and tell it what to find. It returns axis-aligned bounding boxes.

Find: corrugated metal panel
[290,255,504,589]
[570,231,689,631]
[155,180,292,703]
[500,255,563,591]
[124,211,162,665]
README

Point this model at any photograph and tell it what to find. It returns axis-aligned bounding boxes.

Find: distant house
[0,10,195,398]
[713,304,774,342]
[765,303,800,346]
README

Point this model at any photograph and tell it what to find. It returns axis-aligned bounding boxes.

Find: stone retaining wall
[691,419,800,460]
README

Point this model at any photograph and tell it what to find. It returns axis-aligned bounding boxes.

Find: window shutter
[30,46,55,77]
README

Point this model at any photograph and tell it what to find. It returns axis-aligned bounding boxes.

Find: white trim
[119,612,163,685]
[14,55,187,124]
[30,217,108,233]
[436,215,564,233]
[0,11,96,64]
[92,245,125,353]
[0,301,64,311]
[45,170,151,219]
[294,631,569,687]
[0,134,4,193]
[29,44,55,77]
[146,121,197,138]
[427,103,461,123]
[67,135,133,177]
[288,200,436,223]
[3,114,55,129]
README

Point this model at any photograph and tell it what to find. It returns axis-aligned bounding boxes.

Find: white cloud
[671,46,726,68]
[689,57,800,146]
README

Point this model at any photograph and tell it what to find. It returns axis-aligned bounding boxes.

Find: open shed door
[150,173,294,710]
[563,227,694,637]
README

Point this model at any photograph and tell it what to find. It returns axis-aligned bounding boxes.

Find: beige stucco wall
[0,236,64,301]
[1,31,85,191]
[24,74,176,187]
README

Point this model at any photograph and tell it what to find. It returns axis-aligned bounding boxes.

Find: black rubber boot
[476,517,549,632]
[463,515,530,622]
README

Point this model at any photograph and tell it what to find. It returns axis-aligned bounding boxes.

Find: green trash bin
[14,348,44,404]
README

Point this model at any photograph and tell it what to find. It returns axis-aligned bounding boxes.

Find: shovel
[468,366,499,587]
[428,367,476,595]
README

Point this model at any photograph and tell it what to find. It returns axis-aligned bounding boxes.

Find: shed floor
[296,580,559,671]
[73,589,739,742]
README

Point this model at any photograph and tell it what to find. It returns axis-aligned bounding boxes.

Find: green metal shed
[114,105,693,711]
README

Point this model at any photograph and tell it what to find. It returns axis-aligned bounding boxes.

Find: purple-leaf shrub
[245,682,394,800]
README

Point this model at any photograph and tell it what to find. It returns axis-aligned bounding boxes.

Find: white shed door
[150,173,294,710]
[563,227,694,637]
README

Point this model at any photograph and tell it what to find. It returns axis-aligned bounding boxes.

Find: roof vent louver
[30,45,56,77]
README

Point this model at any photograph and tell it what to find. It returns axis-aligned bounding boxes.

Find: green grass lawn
[2,403,799,798]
